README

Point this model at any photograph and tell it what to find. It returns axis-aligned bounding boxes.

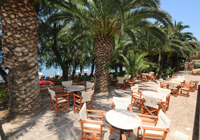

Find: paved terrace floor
[1,70,198,140]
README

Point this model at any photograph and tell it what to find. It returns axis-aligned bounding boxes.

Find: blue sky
[160,0,200,40]
[40,0,200,76]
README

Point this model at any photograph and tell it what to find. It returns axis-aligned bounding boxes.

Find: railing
[192,85,200,139]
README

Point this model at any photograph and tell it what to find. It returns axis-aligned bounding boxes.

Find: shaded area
[192,85,199,140]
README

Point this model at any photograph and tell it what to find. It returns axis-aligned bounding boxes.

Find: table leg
[120,129,124,140]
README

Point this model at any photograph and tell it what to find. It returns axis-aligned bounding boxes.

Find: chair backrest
[131,85,139,93]
[124,75,131,79]
[79,103,87,120]
[117,77,125,84]
[110,74,113,78]
[62,81,72,88]
[113,97,131,110]
[86,81,94,89]
[156,109,171,129]
[149,72,154,76]
[157,87,171,96]
[48,88,56,100]
[143,95,161,108]
[142,73,147,78]
[168,81,179,89]
[191,81,199,86]
[82,90,94,101]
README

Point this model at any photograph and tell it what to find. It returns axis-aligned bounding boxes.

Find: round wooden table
[106,109,141,140]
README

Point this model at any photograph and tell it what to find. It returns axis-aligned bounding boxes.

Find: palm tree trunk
[94,36,112,93]
[1,0,42,113]
[90,58,95,77]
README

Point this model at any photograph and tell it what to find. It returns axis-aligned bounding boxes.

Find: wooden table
[106,109,141,140]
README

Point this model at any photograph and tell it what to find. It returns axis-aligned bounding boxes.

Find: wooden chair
[126,76,135,89]
[136,73,142,80]
[48,88,69,116]
[189,70,193,75]
[62,81,73,98]
[131,85,143,110]
[85,81,94,92]
[116,77,126,89]
[168,81,180,97]
[150,74,157,82]
[110,97,132,136]
[122,134,126,140]
[92,132,99,140]
[141,95,162,116]
[180,84,191,97]
[141,73,148,82]
[160,79,168,89]
[192,70,197,75]
[79,103,105,140]
[110,74,117,86]
[189,81,199,92]
[137,109,170,140]
[156,88,171,113]
[73,90,94,113]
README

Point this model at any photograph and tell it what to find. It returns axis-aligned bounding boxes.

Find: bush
[54,78,63,85]
[0,86,9,103]
[111,71,126,77]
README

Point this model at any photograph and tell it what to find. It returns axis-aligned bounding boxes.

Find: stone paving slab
[1,70,198,140]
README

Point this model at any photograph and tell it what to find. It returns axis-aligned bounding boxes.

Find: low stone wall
[192,85,199,139]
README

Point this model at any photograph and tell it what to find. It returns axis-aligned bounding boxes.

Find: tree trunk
[0,67,7,84]
[146,56,153,63]
[62,64,69,81]
[115,67,118,72]
[71,62,77,80]
[1,0,42,113]
[90,58,95,77]
[119,65,123,71]
[94,36,112,93]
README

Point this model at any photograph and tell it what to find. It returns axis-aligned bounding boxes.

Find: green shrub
[54,78,63,85]
[0,86,9,103]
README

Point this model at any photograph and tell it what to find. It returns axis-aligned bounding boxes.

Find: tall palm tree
[0,0,42,113]
[48,0,172,93]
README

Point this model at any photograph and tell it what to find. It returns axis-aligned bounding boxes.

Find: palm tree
[0,0,42,113]
[120,50,157,78]
[48,0,172,93]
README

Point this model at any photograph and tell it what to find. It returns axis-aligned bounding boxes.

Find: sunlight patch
[173,130,190,140]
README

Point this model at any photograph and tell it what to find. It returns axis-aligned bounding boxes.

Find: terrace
[1,70,199,140]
